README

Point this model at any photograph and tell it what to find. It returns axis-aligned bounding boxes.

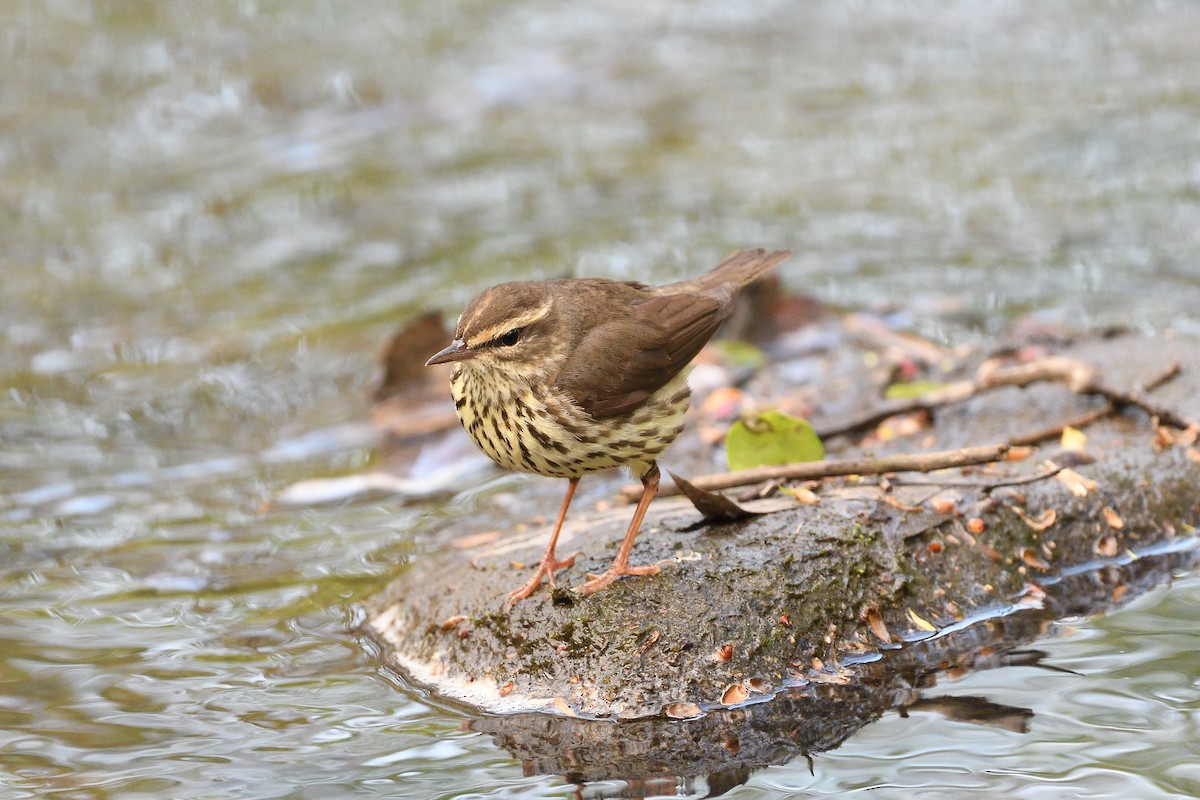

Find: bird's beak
[425,339,476,366]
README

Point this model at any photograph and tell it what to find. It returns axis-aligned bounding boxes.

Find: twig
[888,466,1064,491]
[619,444,1011,502]
[1084,362,1191,429]
[1007,405,1113,447]
[817,357,1187,439]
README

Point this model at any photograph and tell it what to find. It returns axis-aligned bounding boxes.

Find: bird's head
[425,281,564,377]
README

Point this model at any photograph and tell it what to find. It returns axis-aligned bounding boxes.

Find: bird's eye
[499,328,522,346]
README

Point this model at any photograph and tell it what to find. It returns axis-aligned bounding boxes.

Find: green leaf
[725,410,825,471]
[883,380,948,400]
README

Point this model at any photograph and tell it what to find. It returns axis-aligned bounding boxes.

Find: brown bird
[426,248,792,603]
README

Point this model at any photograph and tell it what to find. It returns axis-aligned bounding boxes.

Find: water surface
[2,1,1199,797]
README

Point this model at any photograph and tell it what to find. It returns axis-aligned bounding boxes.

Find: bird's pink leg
[506,478,579,606]
[573,465,661,596]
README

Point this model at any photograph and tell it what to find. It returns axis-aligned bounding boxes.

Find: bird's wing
[554,292,725,419]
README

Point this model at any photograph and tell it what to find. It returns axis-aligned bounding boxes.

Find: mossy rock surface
[362,334,1200,721]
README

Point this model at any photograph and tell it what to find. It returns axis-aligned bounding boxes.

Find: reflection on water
[2,1,1199,798]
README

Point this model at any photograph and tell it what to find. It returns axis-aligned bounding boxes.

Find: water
[2,1,1199,797]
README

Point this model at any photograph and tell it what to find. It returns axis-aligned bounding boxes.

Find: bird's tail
[667,248,792,300]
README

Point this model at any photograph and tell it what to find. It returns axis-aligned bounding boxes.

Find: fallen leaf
[1152,425,1176,450]
[669,471,766,521]
[1057,468,1097,497]
[808,670,851,685]
[498,681,514,697]
[872,411,931,442]
[665,702,703,719]
[548,698,576,717]
[634,629,661,657]
[439,615,467,633]
[884,495,924,512]
[1095,534,1119,557]
[721,684,749,705]
[1007,447,1035,461]
[715,642,734,662]
[782,485,821,505]
[1060,426,1089,453]
[906,608,937,632]
[865,607,891,644]
[1013,507,1057,532]
[1112,584,1129,603]
[726,410,824,471]
[748,677,772,694]
[1102,507,1125,529]
[1020,548,1051,571]
[930,497,957,514]
[884,379,949,400]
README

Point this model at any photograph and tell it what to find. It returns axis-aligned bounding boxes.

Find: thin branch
[888,466,1064,491]
[1083,362,1191,429]
[817,357,1187,440]
[1007,405,1113,447]
[620,444,1011,503]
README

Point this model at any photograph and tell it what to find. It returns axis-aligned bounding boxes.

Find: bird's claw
[573,562,661,596]
[504,552,578,608]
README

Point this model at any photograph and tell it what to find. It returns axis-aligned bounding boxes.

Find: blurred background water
[2,1,1199,797]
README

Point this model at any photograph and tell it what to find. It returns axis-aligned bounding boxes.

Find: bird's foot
[505,552,578,607]
[572,561,660,596]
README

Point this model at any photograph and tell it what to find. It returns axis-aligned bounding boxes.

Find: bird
[425,248,792,604]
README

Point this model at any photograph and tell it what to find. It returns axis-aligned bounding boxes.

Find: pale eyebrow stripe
[466,301,551,346]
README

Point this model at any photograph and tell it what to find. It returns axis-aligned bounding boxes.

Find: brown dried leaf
[721,684,750,705]
[1102,506,1125,529]
[1095,533,1120,557]
[783,485,821,505]
[1013,507,1057,532]
[748,677,772,694]
[498,681,514,697]
[1057,468,1097,497]
[884,495,924,512]
[665,702,703,719]
[669,470,766,521]
[865,607,891,644]
[930,497,957,514]
[439,614,467,633]
[1152,425,1176,450]
[808,670,851,685]
[634,629,661,657]
[715,642,734,662]
[1111,584,1129,603]
[1020,548,1051,571]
